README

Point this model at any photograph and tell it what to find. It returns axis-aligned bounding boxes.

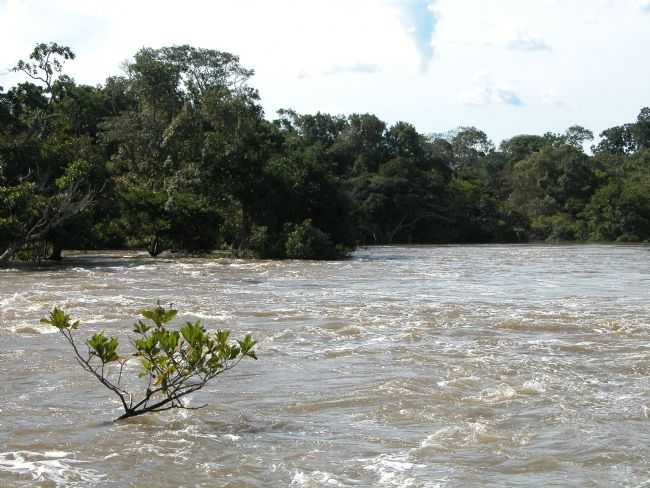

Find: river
[1,245,650,487]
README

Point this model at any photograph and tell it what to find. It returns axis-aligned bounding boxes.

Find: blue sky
[1,0,649,146]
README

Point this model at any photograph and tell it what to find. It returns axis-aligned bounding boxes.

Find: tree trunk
[148,236,163,257]
[0,243,21,263]
[238,209,252,251]
[47,241,63,261]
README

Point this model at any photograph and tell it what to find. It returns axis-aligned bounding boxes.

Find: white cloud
[507,33,551,52]
[1,0,649,146]
[462,74,524,107]
[538,88,570,110]
[323,63,382,76]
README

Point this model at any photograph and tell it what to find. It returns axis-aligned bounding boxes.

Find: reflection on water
[2,245,650,487]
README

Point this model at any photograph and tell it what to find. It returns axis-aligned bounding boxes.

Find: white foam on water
[437,375,481,388]
[4,246,650,486]
[135,442,190,462]
[44,451,69,458]
[362,453,424,487]
[290,470,343,487]
[0,450,105,487]
[418,421,491,452]
[8,323,58,335]
[188,311,234,323]
[0,292,43,316]
[419,426,464,451]
[130,264,158,271]
[521,379,546,394]
[468,384,518,404]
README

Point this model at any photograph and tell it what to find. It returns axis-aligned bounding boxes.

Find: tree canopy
[2,41,650,262]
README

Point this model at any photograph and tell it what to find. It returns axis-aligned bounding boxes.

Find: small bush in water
[42,304,257,420]
[285,219,339,260]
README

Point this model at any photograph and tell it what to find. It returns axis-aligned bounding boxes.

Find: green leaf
[228,345,240,360]
[41,307,79,330]
[180,321,205,346]
[140,304,177,327]
[87,332,120,363]
[133,320,152,335]
[238,335,257,353]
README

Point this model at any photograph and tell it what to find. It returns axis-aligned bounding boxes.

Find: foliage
[285,219,341,260]
[42,304,257,420]
[4,41,650,261]
[0,44,98,261]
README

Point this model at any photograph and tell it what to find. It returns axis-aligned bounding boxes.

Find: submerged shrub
[42,304,257,421]
[248,224,285,259]
[285,219,339,260]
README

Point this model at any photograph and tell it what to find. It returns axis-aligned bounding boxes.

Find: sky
[1,0,649,146]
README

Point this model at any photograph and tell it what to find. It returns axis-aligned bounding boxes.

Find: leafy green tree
[563,125,594,149]
[510,144,596,240]
[632,107,650,151]
[0,43,97,261]
[581,149,650,241]
[444,177,527,243]
[275,109,352,176]
[500,134,548,163]
[13,42,75,94]
[386,121,425,160]
[351,156,447,243]
[450,126,495,170]
[260,142,355,256]
[101,45,263,255]
[593,108,650,155]
[43,304,257,421]
[347,120,452,244]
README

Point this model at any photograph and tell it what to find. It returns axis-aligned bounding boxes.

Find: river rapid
[1,245,650,487]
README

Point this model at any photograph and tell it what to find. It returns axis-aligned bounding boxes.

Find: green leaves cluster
[40,306,79,330]
[88,333,120,363]
[44,303,257,420]
[131,304,256,392]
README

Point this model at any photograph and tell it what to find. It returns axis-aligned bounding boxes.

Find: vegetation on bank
[2,42,650,262]
[42,304,257,420]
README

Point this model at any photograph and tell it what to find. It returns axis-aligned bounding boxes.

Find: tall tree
[0,43,96,261]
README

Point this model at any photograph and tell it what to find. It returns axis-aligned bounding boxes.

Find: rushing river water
[1,245,650,487]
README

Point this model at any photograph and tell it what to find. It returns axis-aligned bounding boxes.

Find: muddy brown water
[1,245,650,487]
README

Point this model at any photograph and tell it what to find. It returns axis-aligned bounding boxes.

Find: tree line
[2,42,650,262]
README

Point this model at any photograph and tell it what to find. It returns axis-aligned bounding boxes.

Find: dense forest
[2,42,650,262]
